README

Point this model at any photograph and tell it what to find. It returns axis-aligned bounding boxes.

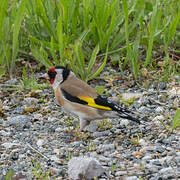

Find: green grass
[0,0,179,80]
[172,108,180,132]
[32,160,50,179]
[157,108,180,133]
[5,67,48,91]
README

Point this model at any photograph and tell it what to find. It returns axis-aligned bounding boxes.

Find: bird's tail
[117,111,140,124]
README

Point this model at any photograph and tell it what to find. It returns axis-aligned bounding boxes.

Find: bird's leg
[79,119,90,132]
[71,119,89,141]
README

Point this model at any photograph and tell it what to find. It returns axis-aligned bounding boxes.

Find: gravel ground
[0,69,180,180]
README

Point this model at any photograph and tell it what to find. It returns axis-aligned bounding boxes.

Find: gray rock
[155,145,165,153]
[115,171,127,176]
[24,97,38,106]
[98,155,111,162]
[92,130,110,137]
[138,106,153,113]
[150,82,157,89]
[5,78,18,85]
[2,142,20,148]
[158,82,167,90]
[142,155,152,161]
[36,139,45,147]
[7,115,32,128]
[86,121,98,132]
[139,97,150,105]
[159,167,173,174]
[139,139,148,146]
[150,159,161,166]
[68,157,105,180]
[55,127,63,132]
[50,155,60,163]
[175,75,180,80]
[33,113,43,120]
[155,106,164,113]
[99,144,115,152]
[119,119,129,126]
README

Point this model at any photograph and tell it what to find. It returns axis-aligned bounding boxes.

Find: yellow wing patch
[78,96,111,110]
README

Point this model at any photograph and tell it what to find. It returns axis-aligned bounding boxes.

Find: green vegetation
[0,0,179,81]
[4,169,14,180]
[158,108,180,132]
[5,67,47,91]
[172,108,180,132]
[32,160,50,179]
[97,119,112,130]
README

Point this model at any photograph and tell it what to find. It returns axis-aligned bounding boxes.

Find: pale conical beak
[40,73,49,80]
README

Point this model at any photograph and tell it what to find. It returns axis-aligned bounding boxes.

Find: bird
[42,66,140,131]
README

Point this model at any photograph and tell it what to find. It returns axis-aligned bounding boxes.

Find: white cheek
[52,76,63,89]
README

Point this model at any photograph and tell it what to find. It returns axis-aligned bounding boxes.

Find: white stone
[155,106,164,113]
[124,176,138,180]
[121,93,143,100]
[119,119,129,126]
[139,139,148,146]
[115,171,127,176]
[153,115,164,121]
[50,155,59,163]
[2,142,20,148]
[159,167,173,174]
[24,97,38,105]
[36,139,44,147]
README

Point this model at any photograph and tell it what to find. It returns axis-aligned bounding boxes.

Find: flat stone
[119,119,129,126]
[100,144,115,152]
[68,156,105,180]
[124,176,138,180]
[5,78,18,85]
[50,155,60,163]
[2,142,20,149]
[24,97,38,106]
[86,120,98,132]
[158,82,167,90]
[92,130,110,137]
[159,167,174,174]
[7,115,32,128]
[36,139,44,147]
[152,115,164,121]
[139,139,148,146]
[121,93,143,100]
[142,155,152,161]
[155,106,164,113]
[115,171,127,176]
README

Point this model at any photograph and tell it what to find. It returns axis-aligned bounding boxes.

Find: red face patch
[47,67,57,85]
[48,67,56,73]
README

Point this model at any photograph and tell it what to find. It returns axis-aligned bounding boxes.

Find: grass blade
[122,0,131,67]
[167,12,180,45]
[31,44,53,68]
[144,2,162,66]
[50,37,58,65]
[87,44,99,75]
[88,54,107,81]
[172,109,180,132]
[10,0,27,77]
[132,31,141,79]
[0,0,9,40]
[57,5,65,64]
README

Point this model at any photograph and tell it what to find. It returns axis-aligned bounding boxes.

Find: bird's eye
[48,71,57,79]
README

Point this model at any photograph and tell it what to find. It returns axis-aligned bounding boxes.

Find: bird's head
[42,66,70,87]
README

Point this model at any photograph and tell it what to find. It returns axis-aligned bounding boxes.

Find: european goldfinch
[43,66,140,131]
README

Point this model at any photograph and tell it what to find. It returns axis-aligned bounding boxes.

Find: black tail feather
[117,111,140,124]
[94,95,140,123]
